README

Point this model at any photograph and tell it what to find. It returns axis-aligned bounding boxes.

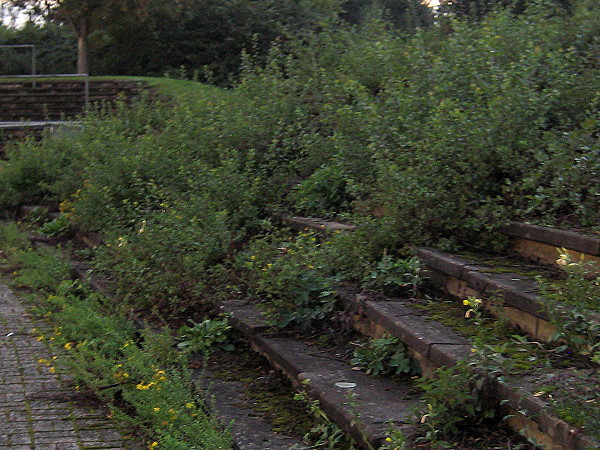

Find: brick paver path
[0,283,141,449]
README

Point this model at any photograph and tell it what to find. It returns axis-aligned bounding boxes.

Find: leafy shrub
[417,361,498,442]
[177,317,235,355]
[352,335,418,376]
[362,253,421,296]
[12,247,72,292]
[289,166,351,217]
[42,287,232,449]
[243,230,338,329]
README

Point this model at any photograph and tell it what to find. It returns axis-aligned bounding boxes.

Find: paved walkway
[0,283,141,450]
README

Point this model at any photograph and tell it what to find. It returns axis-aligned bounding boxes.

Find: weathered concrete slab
[501,222,600,256]
[364,301,470,363]
[219,300,272,337]
[277,214,355,234]
[251,336,420,448]
[192,370,307,450]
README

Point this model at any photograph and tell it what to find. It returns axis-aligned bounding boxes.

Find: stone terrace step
[336,288,598,450]
[277,213,356,234]
[416,247,558,341]
[274,214,598,448]
[500,221,600,269]
[219,300,421,448]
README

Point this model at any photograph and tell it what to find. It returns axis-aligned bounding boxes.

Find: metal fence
[0,44,89,108]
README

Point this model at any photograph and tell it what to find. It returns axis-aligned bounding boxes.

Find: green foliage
[39,213,71,236]
[49,295,231,449]
[12,247,72,292]
[417,361,498,443]
[1,0,598,329]
[351,335,417,376]
[243,230,338,329]
[542,251,600,363]
[0,22,76,74]
[0,221,29,258]
[362,253,421,296]
[177,317,235,355]
[289,166,351,217]
[293,387,358,450]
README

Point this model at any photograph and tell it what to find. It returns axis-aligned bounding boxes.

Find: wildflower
[49,367,56,373]
[149,442,159,449]
[136,382,155,390]
[64,342,73,350]
[36,335,44,341]
[185,402,194,409]
[462,299,470,306]
[386,437,393,442]
[153,407,161,412]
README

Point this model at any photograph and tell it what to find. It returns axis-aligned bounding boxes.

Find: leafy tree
[3,0,112,73]
[0,22,76,75]
[342,0,433,29]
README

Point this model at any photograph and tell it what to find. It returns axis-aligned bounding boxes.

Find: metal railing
[0,44,89,108]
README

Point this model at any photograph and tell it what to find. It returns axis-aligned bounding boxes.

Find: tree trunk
[77,21,89,74]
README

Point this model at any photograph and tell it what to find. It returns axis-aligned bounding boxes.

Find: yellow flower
[185,402,194,409]
[153,407,160,412]
[64,342,73,350]
[49,367,56,373]
[148,441,159,449]
[462,299,470,306]
[36,335,45,341]
[385,437,393,442]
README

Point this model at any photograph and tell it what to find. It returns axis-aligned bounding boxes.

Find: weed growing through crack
[351,335,419,377]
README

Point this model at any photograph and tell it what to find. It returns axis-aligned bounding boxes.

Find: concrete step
[219,300,421,448]
[500,221,600,269]
[336,288,598,450]
[415,247,600,342]
[276,214,599,449]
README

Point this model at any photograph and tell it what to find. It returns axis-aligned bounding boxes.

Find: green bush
[242,230,338,329]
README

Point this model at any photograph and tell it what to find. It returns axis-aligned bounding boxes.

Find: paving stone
[0,283,139,450]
